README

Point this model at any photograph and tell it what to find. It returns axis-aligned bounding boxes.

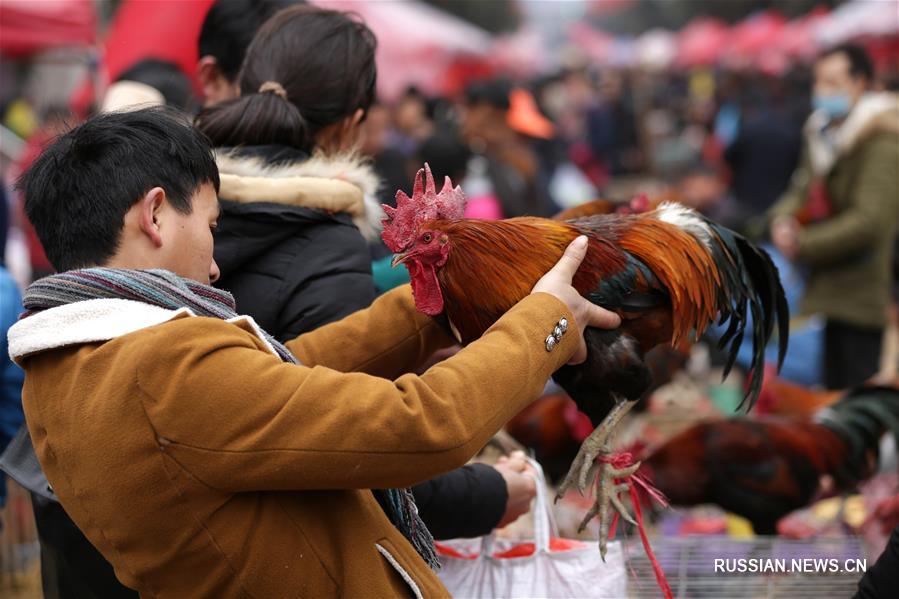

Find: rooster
[639,385,899,534]
[761,373,842,418]
[382,165,788,556]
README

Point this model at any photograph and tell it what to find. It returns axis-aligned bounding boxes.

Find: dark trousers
[31,494,138,599]
[855,526,899,599]
[824,320,883,390]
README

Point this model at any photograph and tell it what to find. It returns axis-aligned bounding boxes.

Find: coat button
[553,326,563,339]
[545,335,557,352]
[558,318,568,333]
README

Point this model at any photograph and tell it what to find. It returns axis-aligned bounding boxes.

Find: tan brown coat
[14,285,578,597]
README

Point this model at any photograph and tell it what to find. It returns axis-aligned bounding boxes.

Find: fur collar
[805,92,899,176]
[216,150,384,241]
[7,299,280,363]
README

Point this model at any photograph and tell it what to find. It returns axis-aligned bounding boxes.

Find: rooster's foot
[554,398,638,560]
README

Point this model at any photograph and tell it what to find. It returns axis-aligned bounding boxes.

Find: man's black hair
[819,43,875,83]
[18,106,220,272]
[198,0,304,83]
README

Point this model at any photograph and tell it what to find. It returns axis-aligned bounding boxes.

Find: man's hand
[532,236,621,364]
[771,216,800,260]
[494,451,536,529]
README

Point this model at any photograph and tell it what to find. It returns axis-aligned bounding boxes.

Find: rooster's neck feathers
[433,218,585,343]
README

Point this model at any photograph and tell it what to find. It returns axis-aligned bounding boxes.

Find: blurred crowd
[3,13,897,290]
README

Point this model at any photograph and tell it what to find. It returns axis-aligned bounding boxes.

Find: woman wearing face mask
[196,4,535,556]
[768,43,899,390]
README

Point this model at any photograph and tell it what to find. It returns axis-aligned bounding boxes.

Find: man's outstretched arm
[286,284,454,379]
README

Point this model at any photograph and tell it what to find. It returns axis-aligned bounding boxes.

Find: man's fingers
[586,302,621,330]
[549,236,589,282]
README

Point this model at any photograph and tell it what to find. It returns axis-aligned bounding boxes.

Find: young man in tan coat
[9,108,618,597]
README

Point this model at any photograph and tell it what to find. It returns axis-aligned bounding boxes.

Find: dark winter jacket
[214,145,382,341]
[724,107,802,216]
[856,526,899,599]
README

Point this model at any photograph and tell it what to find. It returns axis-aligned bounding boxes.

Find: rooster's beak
[391,251,411,268]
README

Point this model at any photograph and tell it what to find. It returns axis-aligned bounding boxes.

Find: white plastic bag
[436,459,627,598]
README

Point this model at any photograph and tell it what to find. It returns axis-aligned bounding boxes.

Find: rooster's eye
[422,233,433,243]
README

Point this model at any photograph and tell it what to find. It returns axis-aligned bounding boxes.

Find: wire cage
[624,535,866,598]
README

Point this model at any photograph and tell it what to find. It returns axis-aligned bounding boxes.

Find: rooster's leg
[555,397,639,560]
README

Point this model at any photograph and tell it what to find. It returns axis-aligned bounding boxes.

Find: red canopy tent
[0,0,96,58]
[724,10,787,69]
[776,6,830,63]
[817,0,899,73]
[586,0,636,17]
[568,22,616,65]
[100,0,215,84]
[68,0,214,114]
[316,0,492,101]
[676,17,730,69]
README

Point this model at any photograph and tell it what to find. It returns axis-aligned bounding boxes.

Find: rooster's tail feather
[706,221,789,408]
[652,203,789,410]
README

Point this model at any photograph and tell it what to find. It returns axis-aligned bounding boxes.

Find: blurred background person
[0,254,24,523]
[102,59,194,113]
[723,75,804,227]
[587,70,643,180]
[459,79,558,219]
[196,0,304,107]
[391,86,434,157]
[769,44,899,390]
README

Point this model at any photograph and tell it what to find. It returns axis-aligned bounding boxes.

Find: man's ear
[197,56,238,107]
[138,187,166,248]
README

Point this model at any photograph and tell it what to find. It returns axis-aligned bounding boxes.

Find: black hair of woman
[195,5,377,155]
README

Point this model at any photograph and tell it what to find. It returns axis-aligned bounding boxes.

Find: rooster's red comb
[381,163,466,252]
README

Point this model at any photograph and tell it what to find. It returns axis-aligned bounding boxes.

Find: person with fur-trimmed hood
[769,43,899,390]
[197,3,539,548]
[196,5,381,338]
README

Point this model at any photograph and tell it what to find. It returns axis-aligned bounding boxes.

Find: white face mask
[812,93,852,120]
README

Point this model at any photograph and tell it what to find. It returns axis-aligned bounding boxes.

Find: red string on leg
[630,482,673,599]
[597,452,673,599]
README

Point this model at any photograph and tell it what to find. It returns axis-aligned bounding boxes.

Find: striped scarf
[23,268,438,569]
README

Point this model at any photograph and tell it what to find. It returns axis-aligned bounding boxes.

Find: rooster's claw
[554,398,637,560]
